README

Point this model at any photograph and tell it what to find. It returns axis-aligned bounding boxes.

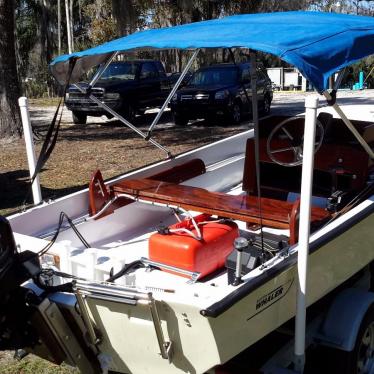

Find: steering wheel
[266,116,324,167]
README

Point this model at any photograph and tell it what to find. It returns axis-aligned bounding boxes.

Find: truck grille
[68,87,105,99]
[181,94,193,100]
[181,93,209,101]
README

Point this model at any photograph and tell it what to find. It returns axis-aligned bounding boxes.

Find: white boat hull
[74,199,374,373]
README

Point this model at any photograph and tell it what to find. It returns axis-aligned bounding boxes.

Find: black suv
[170,63,273,125]
[65,60,171,124]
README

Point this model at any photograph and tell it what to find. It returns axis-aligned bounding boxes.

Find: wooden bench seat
[89,158,206,218]
[112,178,330,232]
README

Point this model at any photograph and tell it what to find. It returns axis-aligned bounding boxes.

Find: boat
[2,11,374,374]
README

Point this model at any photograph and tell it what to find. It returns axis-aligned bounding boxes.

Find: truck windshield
[100,62,139,81]
[188,67,238,86]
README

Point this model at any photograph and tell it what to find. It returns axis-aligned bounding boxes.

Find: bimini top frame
[51,11,374,159]
[72,48,200,158]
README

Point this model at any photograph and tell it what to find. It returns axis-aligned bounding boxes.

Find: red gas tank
[149,214,239,279]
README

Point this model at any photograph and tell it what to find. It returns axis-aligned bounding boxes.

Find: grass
[28,98,61,107]
[0,352,78,374]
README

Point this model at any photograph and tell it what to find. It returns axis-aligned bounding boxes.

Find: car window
[260,70,270,81]
[241,66,251,82]
[100,62,139,81]
[156,61,166,77]
[140,62,159,79]
[188,67,238,86]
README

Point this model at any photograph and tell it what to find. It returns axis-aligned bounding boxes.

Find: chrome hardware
[233,237,248,286]
[194,93,209,100]
[149,294,173,361]
[141,257,201,284]
[74,280,173,361]
[74,288,101,345]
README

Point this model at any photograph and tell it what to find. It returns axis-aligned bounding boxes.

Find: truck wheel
[230,102,242,124]
[119,104,136,123]
[125,104,136,122]
[262,95,271,115]
[72,112,87,125]
[173,112,188,126]
[335,305,374,374]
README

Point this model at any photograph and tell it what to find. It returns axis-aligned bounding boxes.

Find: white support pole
[294,95,319,373]
[18,97,42,205]
[301,76,307,92]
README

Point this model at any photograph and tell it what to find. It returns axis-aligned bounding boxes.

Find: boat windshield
[188,67,238,86]
[99,62,139,81]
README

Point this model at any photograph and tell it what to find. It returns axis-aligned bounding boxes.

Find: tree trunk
[58,0,61,55]
[0,0,22,138]
[112,0,137,36]
[69,0,74,51]
[65,0,72,53]
[40,0,52,64]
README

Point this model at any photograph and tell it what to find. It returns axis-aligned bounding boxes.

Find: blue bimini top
[50,11,374,92]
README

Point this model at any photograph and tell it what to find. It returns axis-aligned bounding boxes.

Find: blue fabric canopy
[50,11,374,92]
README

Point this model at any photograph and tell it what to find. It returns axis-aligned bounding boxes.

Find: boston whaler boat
[2,11,374,374]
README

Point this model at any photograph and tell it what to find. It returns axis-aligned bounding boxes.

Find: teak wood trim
[112,178,330,230]
[88,158,206,219]
[289,198,301,245]
[148,158,206,184]
[89,170,113,217]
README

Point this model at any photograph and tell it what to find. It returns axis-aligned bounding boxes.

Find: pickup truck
[65,60,172,124]
[170,62,273,125]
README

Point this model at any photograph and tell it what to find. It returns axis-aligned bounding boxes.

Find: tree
[0,0,22,138]
[85,0,116,44]
[112,0,138,36]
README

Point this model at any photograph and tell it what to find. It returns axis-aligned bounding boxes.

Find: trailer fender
[319,288,374,351]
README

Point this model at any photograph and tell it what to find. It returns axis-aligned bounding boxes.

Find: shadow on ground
[0,169,83,215]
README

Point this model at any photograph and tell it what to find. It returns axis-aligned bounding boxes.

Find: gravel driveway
[29,89,374,129]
